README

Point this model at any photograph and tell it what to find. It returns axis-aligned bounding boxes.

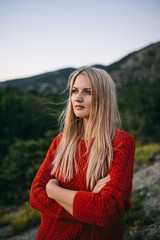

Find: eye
[72,89,78,93]
[85,90,91,95]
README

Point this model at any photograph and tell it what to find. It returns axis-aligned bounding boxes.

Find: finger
[94,180,107,191]
[92,176,111,193]
[97,176,111,184]
[104,175,111,180]
[99,174,111,181]
[92,183,106,193]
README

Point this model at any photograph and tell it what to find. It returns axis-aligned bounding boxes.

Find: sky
[0,0,160,82]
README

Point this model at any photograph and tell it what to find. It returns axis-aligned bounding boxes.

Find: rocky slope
[124,159,160,240]
[104,41,160,95]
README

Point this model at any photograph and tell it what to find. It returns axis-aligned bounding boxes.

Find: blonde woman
[30,67,135,240]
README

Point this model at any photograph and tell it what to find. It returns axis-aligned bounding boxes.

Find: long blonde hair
[51,67,121,190]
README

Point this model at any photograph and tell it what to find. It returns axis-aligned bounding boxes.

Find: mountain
[0,68,76,94]
[0,41,160,95]
[95,41,160,95]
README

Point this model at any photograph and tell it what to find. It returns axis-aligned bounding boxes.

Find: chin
[74,110,89,119]
[75,114,84,118]
[74,112,84,118]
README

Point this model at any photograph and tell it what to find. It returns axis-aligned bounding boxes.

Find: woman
[30,67,135,240]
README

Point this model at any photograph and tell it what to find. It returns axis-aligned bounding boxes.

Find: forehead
[73,74,91,88]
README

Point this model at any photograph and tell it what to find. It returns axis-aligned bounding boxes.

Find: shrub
[124,190,153,233]
[134,143,160,171]
[0,213,13,227]
[10,204,41,235]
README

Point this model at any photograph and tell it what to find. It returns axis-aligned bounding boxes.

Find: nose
[75,91,83,102]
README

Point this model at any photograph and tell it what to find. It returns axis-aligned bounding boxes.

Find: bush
[0,213,13,227]
[135,143,160,165]
[124,190,153,233]
[10,204,41,235]
[0,129,57,205]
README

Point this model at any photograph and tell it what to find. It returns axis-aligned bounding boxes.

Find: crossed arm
[46,175,111,216]
[30,131,135,226]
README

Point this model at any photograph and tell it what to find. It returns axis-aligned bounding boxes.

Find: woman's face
[71,74,92,120]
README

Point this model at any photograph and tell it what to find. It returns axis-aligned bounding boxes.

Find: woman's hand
[92,175,111,193]
[46,179,59,199]
[46,178,77,216]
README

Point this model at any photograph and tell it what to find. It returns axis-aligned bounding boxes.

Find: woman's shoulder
[50,132,63,150]
[113,128,135,148]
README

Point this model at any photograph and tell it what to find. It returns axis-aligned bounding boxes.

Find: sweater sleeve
[30,134,74,220]
[73,131,135,227]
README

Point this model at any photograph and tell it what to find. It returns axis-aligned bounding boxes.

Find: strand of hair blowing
[51,67,121,190]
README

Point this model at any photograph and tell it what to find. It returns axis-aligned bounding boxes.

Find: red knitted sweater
[30,129,135,240]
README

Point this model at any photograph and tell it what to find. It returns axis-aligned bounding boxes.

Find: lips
[75,105,84,110]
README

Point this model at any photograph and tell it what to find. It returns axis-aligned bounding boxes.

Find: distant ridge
[0,68,76,94]
[93,41,160,95]
[0,41,160,95]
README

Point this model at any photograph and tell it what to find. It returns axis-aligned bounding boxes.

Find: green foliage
[0,213,13,227]
[10,204,41,235]
[0,130,57,205]
[135,144,160,164]
[118,79,160,144]
[124,190,153,233]
[0,203,41,234]
[0,87,62,145]
[0,87,64,205]
[0,203,41,235]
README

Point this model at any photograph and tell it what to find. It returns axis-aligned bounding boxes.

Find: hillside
[95,41,160,95]
[0,68,75,94]
[0,41,160,95]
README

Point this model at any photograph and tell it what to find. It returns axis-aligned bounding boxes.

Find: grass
[134,143,160,171]
[0,213,13,227]
[10,204,41,235]
[0,203,41,235]
[135,143,160,164]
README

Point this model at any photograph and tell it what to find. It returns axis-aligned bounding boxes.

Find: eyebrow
[72,87,91,90]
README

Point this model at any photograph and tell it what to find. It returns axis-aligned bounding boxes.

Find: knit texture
[30,129,135,240]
